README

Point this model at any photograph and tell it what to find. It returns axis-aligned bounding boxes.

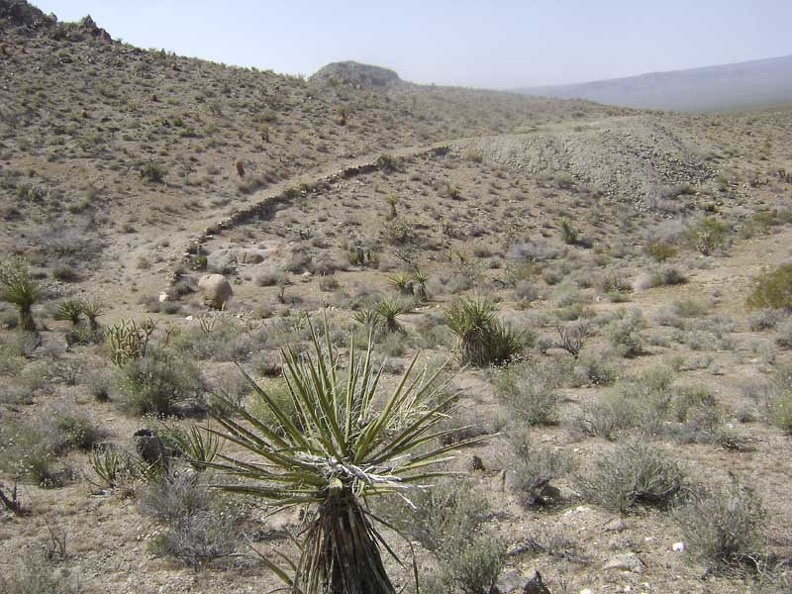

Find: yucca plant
[160,423,221,472]
[374,298,409,333]
[79,300,104,332]
[55,299,84,327]
[0,258,40,332]
[209,321,474,594]
[444,296,524,367]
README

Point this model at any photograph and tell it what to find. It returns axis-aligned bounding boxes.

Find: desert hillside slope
[1,2,792,594]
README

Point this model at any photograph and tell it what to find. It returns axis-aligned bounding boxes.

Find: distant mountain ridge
[518,55,792,113]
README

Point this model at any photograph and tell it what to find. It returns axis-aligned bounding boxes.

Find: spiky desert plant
[0,257,40,332]
[79,300,104,331]
[410,269,429,302]
[444,296,524,367]
[374,298,409,333]
[55,299,84,327]
[210,321,473,594]
[160,423,221,472]
[387,272,412,296]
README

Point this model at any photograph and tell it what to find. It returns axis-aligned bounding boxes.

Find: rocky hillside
[2,3,792,594]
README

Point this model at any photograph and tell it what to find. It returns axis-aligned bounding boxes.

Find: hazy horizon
[30,0,792,89]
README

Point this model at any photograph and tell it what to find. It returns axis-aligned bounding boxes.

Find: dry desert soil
[1,2,792,593]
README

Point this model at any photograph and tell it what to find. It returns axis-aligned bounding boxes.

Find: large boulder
[197,274,233,309]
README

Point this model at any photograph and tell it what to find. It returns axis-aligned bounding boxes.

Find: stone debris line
[165,144,450,295]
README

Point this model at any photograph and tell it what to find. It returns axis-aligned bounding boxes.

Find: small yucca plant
[210,321,472,594]
[0,258,40,332]
[444,296,524,367]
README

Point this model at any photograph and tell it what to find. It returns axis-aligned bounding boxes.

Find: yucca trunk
[301,487,395,594]
[19,304,35,332]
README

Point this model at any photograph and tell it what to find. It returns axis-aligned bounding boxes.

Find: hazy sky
[32,0,792,88]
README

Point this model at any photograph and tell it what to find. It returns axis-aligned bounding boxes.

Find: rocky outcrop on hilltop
[0,0,54,30]
[311,60,402,88]
[0,1,112,42]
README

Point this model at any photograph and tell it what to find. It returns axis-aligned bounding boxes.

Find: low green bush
[118,348,204,416]
[747,263,792,311]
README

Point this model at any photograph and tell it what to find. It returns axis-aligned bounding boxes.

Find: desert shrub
[140,473,241,569]
[675,480,767,572]
[0,341,23,375]
[412,312,455,350]
[494,360,560,426]
[507,435,572,507]
[747,263,792,311]
[0,554,81,594]
[172,314,257,361]
[607,309,647,358]
[118,348,204,416]
[0,359,48,405]
[599,270,631,301]
[0,420,72,488]
[52,264,80,282]
[150,509,241,570]
[554,320,592,357]
[775,317,792,348]
[574,392,647,440]
[559,218,579,245]
[645,265,687,288]
[444,296,525,366]
[514,279,539,302]
[575,366,672,439]
[673,297,709,318]
[747,308,783,331]
[645,241,677,262]
[685,216,729,255]
[85,367,113,402]
[140,160,166,183]
[389,480,505,593]
[50,410,102,452]
[767,364,792,433]
[439,535,505,594]
[574,352,619,387]
[577,439,684,513]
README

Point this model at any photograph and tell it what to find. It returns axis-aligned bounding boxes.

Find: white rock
[672,541,685,552]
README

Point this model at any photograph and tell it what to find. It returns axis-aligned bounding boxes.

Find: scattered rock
[603,552,645,573]
[197,273,233,309]
[604,518,627,532]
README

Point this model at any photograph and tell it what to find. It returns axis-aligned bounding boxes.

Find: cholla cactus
[106,319,157,366]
